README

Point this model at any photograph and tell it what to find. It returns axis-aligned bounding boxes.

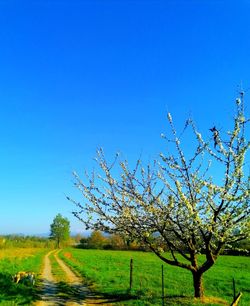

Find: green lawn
[60,248,250,306]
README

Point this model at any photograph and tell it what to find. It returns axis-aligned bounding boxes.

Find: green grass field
[0,247,248,305]
[60,248,250,306]
[0,248,47,305]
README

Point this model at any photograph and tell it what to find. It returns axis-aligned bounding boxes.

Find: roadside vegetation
[60,248,250,306]
[0,247,47,305]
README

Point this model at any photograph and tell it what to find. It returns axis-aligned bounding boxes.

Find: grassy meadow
[60,248,250,306]
[0,248,47,305]
[0,246,248,305]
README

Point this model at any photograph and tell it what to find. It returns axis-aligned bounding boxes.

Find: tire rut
[34,250,61,306]
[34,250,111,306]
[34,250,87,305]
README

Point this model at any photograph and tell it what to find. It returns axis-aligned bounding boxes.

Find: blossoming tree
[69,96,249,298]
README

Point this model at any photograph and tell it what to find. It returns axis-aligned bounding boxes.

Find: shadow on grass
[85,292,228,306]
[84,290,138,304]
[162,295,228,306]
[0,272,136,304]
[39,280,228,306]
[0,272,39,305]
[0,274,227,306]
[34,279,137,305]
[56,282,138,304]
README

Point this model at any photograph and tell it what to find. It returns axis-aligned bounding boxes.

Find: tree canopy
[69,94,249,298]
[50,214,70,248]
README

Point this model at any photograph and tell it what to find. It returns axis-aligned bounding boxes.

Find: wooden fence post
[233,278,236,300]
[230,292,243,306]
[162,265,165,306]
[230,278,243,306]
[130,258,133,291]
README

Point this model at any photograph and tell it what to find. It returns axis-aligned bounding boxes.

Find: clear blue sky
[0,0,249,235]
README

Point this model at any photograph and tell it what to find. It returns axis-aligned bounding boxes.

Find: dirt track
[34,250,108,306]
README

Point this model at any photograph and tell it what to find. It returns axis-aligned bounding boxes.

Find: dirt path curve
[54,251,83,284]
[54,250,90,305]
[34,250,111,306]
[34,250,61,306]
[34,250,87,306]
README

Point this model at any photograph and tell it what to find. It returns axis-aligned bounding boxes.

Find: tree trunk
[192,271,204,298]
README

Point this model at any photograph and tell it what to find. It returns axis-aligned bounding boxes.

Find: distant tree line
[76,230,250,255]
[0,233,76,249]
[0,232,248,254]
[0,235,54,249]
[77,230,148,251]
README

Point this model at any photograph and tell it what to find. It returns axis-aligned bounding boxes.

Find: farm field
[60,248,250,306]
